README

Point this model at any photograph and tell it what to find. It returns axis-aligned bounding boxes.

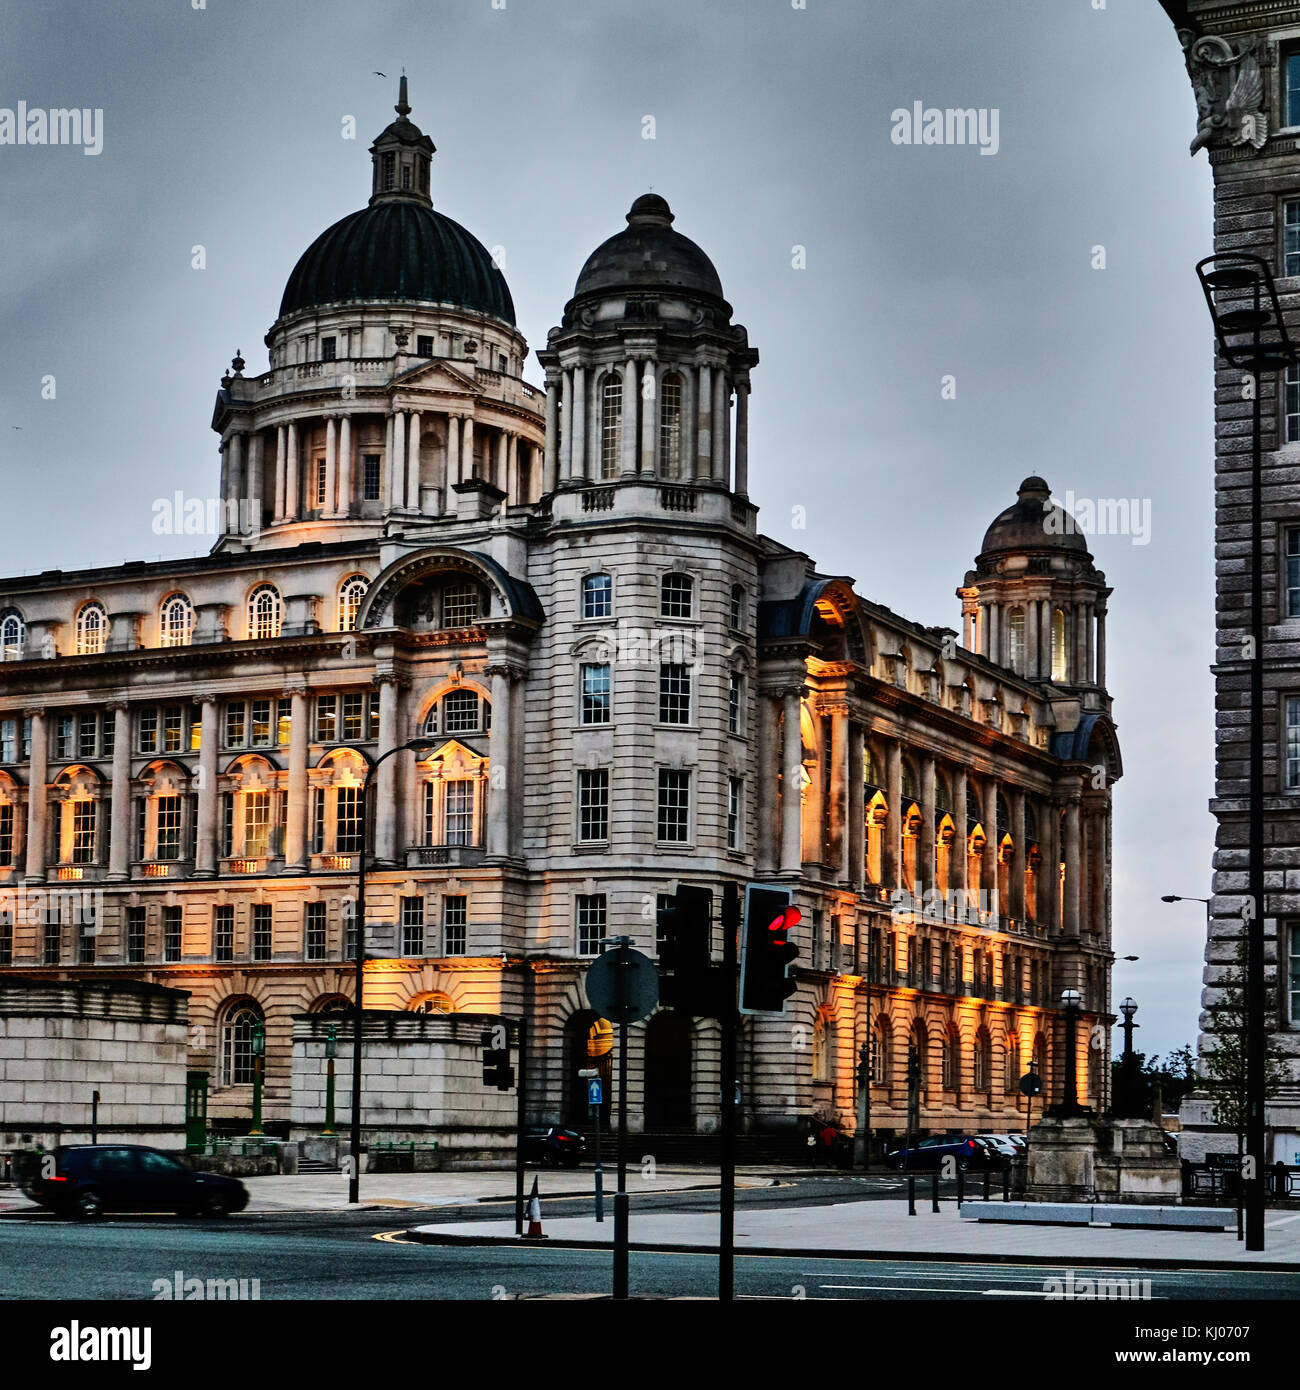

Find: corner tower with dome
[0,82,1122,1160]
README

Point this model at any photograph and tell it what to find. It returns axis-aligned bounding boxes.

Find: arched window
[729,583,746,631]
[599,372,622,480]
[221,1002,262,1086]
[337,574,368,632]
[659,372,683,478]
[247,584,282,641]
[75,602,107,656]
[408,992,455,1015]
[0,610,24,662]
[581,572,612,621]
[423,689,491,737]
[1051,608,1067,681]
[1008,607,1025,672]
[660,572,694,619]
[158,593,194,648]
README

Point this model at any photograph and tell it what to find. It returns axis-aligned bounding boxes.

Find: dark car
[23,1145,249,1220]
[522,1126,587,1168]
[884,1135,994,1172]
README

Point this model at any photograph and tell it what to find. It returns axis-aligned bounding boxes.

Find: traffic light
[480,1028,515,1091]
[656,885,718,1015]
[740,884,800,1014]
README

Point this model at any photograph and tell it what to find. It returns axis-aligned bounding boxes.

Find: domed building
[0,81,1120,1161]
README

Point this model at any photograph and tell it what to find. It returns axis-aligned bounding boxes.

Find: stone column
[274,425,287,522]
[978,602,990,658]
[560,371,574,480]
[572,367,586,480]
[920,754,936,897]
[543,378,559,492]
[779,687,804,874]
[713,372,730,485]
[734,381,749,497]
[1011,787,1026,923]
[245,431,262,526]
[848,721,866,891]
[192,696,218,878]
[1040,602,1053,678]
[506,434,518,505]
[981,778,998,906]
[828,706,848,881]
[1026,598,1039,677]
[390,410,406,509]
[407,411,422,511]
[284,688,309,873]
[988,605,1001,666]
[1063,799,1081,936]
[108,702,131,881]
[323,417,338,518]
[755,693,777,871]
[375,675,399,865]
[952,766,968,903]
[285,421,299,520]
[1084,602,1095,684]
[640,363,657,475]
[486,665,515,858]
[1096,608,1107,688]
[226,432,244,534]
[621,360,638,477]
[884,740,902,889]
[337,416,352,518]
[462,417,475,482]
[697,364,713,479]
[494,429,508,494]
[25,708,46,882]
[446,417,461,513]
[681,368,698,483]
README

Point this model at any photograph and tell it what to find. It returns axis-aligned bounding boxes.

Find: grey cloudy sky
[0,0,1212,1056]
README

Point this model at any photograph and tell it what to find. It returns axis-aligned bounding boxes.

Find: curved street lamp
[348,737,436,1203]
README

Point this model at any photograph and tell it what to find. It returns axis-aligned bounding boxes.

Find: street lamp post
[249,1018,265,1136]
[1196,254,1299,1252]
[348,737,434,1205]
[1047,988,1087,1119]
[1116,996,1139,1120]
[323,1024,337,1136]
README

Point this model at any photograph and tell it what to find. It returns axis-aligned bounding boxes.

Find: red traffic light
[767,906,801,935]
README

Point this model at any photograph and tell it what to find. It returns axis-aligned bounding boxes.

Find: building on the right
[1160,0,1300,1163]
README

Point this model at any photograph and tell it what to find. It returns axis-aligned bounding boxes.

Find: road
[0,1207,1294,1300]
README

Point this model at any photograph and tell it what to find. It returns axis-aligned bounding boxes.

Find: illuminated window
[155,795,181,861]
[812,1015,830,1082]
[0,610,26,662]
[72,800,97,864]
[338,575,368,631]
[336,785,362,852]
[159,593,194,648]
[1050,608,1067,681]
[75,601,107,656]
[248,585,281,641]
[660,573,693,619]
[600,373,622,480]
[444,780,474,845]
[243,791,270,858]
[659,373,682,478]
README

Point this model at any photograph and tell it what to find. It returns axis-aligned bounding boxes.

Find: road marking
[1266,1213,1300,1226]
[819,1282,988,1294]
[372,1230,414,1243]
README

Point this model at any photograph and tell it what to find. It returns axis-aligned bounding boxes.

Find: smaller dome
[573,194,726,302]
[980,477,1088,557]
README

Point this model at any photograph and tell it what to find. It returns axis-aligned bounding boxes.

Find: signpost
[579,1067,604,1222]
[585,938,658,1300]
[1019,1070,1043,1183]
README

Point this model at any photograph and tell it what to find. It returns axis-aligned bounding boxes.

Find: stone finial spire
[396,73,411,120]
[368,72,435,207]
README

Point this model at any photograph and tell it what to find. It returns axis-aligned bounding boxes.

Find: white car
[976,1134,1020,1160]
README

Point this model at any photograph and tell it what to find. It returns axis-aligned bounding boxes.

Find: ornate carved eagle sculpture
[1181,31,1269,155]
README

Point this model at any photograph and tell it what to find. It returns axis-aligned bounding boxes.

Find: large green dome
[278,200,515,325]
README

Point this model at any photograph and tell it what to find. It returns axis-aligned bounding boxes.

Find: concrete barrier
[960,1200,1235,1230]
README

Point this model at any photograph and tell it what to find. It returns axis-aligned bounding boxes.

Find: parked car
[23,1145,248,1220]
[522,1126,587,1168]
[884,1135,994,1172]
[975,1134,1020,1163]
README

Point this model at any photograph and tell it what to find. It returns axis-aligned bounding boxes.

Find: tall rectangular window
[0,719,15,763]
[155,795,181,861]
[304,902,327,961]
[316,695,337,742]
[213,905,234,962]
[577,769,609,842]
[401,897,425,956]
[321,336,337,362]
[444,780,474,845]
[580,663,611,725]
[163,906,182,962]
[138,708,158,754]
[659,374,682,478]
[363,455,381,500]
[1288,529,1300,618]
[251,903,272,962]
[1291,925,1300,1024]
[0,913,13,966]
[72,801,97,864]
[658,663,691,724]
[126,906,146,964]
[581,573,612,620]
[102,714,115,757]
[657,769,691,843]
[311,786,325,855]
[44,912,60,965]
[1287,200,1300,277]
[341,692,364,741]
[417,335,434,358]
[1288,51,1300,129]
[76,916,95,965]
[277,699,292,746]
[250,699,272,747]
[1288,697,1300,790]
[162,706,183,753]
[600,375,622,479]
[336,785,362,852]
[78,713,98,760]
[1288,365,1300,446]
[727,776,743,851]
[0,803,14,866]
[225,703,245,747]
[442,895,467,955]
[728,672,742,735]
[243,791,270,858]
[576,893,606,956]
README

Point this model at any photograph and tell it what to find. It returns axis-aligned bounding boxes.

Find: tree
[1111,1044,1198,1119]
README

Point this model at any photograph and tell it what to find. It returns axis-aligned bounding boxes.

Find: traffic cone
[526,1174,547,1239]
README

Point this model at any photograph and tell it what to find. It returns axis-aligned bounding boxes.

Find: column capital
[778,684,808,702]
[22,705,45,719]
[484,662,526,683]
[281,683,309,700]
[104,698,130,713]
[194,691,221,707]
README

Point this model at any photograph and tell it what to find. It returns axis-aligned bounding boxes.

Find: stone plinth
[1027,1116,1182,1205]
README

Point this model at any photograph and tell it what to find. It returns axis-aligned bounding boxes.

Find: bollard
[931,1170,940,1212]
[956,1167,965,1208]
[908,1173,916,1216]
[983,1168,990,1201]
[1003,1165,1011,1202]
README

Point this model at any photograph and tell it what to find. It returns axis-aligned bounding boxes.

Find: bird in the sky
[374,71,386,78]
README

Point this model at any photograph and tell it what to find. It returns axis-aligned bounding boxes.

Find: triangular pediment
[393,359,481,396]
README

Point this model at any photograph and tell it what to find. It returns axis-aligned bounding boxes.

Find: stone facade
[0,976,188,1149]
[0,81,1121,1154]
[1160,1,1300,1163]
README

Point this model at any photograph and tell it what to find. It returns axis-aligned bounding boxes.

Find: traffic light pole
[514,1015,527,1237]
[719,882,740,1302]
[613,939,632,1301]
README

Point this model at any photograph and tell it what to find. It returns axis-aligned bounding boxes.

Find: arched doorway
[564,1010,613,1127]
[644,1010,693,1128]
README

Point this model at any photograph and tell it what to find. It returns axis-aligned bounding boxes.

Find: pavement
[408,1199,1300,1269]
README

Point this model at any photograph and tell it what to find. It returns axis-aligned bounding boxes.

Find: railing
[406,845,485,868]
[1183,1161,1300,1201]
[580,488,615,512]
[660,487,697,512]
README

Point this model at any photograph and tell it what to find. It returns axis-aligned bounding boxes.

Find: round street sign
[584,945,659,1024]
[1019,1071,1044,1098]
